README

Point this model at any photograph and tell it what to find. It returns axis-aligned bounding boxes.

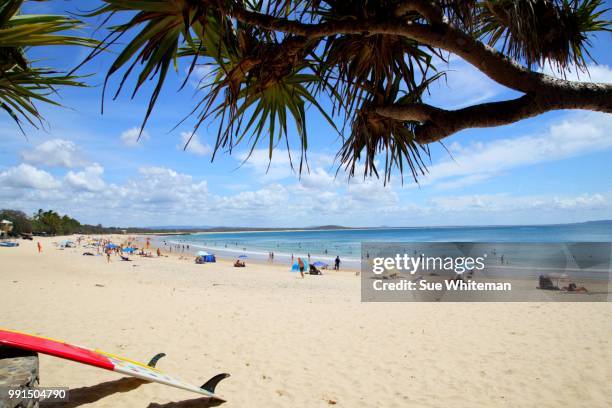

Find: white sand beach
[1,236,611,407]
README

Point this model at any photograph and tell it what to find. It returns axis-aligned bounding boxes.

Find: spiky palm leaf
[87,0,335,169]
[338,72,444,184]
[0,0,95,132]
[312,1,439,116]
[477,0,611,71]
[79,0,228,137]
[202,68,335,172]
[0,66,85,132]
[79,0,610,183]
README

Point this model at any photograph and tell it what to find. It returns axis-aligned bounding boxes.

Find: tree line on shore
[0,209,165,236]
[1,208,357,237]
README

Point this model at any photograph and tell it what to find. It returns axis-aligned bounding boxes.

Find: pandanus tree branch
[80,0,610,182]
[376,80,612,143]
[203,0,612,143]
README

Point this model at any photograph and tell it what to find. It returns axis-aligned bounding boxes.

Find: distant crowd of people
[39,235,346,278]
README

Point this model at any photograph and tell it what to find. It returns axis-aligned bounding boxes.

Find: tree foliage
[0,209,32,235]
[1,208,199,236]
[0,0,95,132]
[2,1,611,184]
[32,209,67,235]
[75,0,610,183]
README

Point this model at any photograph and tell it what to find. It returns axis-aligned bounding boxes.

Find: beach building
[1,219,13,239]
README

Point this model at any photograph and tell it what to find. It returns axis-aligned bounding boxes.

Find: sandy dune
[1,236,610,407]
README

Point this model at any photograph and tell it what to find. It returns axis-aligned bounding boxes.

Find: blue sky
[0,1,611,227]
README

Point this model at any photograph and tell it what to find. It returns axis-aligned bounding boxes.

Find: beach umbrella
[105,243,118,249]
[291,260,310,272]
[238,255,247,259]
[123,247,136,253]
[312,261,328,268]
[197,251,210,256]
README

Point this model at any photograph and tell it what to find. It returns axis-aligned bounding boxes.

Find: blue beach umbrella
[291,260,310,272]
[105,243,118,249]
[123,247,136,253]
[238,255,248,259]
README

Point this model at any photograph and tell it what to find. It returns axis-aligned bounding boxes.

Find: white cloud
[550,194,607,210]
[187,65,214,88]
[424,56,510,110]
[237,149,297,181]
[299,167,337,190]
[178,132,212,156]
[125,166,209,206]
[542,63,612,84]
[428,193,608,213]
[21,139,86,168]
[64,164,106,192]
[120,127,150,147]
[0,159,609,227]
[0,164,60,189]
[421,112,612,189]
[347,177,399,204]
[236,149,338,183]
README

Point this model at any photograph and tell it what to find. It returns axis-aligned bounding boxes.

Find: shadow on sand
[40,377,225,408]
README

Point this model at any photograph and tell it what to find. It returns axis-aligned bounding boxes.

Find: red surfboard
[0,328,229,400]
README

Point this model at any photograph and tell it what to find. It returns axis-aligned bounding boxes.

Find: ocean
[160,222,612,269]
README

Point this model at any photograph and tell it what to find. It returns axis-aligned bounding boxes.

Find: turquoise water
[163,222,612,266]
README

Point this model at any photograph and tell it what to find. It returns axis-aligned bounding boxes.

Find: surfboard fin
[147,352,166,368]
[201,373,230,393]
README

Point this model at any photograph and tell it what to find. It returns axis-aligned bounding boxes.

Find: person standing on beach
[335,256,341,271]
[106,249,111,263]
[37,242,42,253]
[297,257,305,278]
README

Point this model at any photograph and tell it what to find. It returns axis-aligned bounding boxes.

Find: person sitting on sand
[309,264,322,275]
[562,282,588,293]
[297,257,305,278]
[537,275,558,290]
[120,255,131,261]
[451,274,464,282]
[234,260,245,267]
